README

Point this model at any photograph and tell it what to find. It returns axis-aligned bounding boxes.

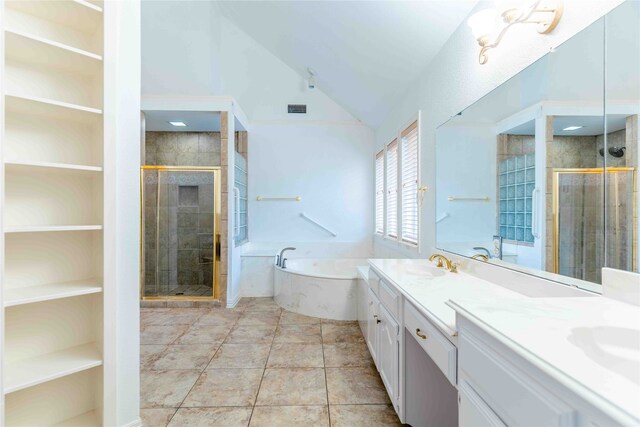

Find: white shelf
[54,410,100,427]
[4,343,102,394]
[4,280,102,307]
[5,29,102,74]
[4,225,103,234]
[5,92,102,116]
[6,0,102,33]
[5,160,102,174]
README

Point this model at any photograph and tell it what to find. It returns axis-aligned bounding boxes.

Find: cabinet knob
[374,315,381,324]
[415,328,427,340]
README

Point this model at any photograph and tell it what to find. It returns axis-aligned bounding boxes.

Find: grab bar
[532,187,540,239]
[256,196,302,201]
[300,212,337,237]
[436,212,450,224]
[447,196,490,202]
[233,187,240,238]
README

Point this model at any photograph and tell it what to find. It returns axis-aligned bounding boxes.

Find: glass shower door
[554,168,636,284]
[142,167,219,299]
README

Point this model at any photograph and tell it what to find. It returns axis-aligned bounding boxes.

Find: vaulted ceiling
[218,1,478,127]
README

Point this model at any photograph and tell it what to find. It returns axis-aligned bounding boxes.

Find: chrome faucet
[473,247,492,259]
[276,247,296,267]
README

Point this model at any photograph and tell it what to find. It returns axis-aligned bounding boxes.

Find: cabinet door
[459,380,506,427]
[366,288,380,365]
[378,304,399,405]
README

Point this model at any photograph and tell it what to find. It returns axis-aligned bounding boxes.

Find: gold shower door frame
[552,167,637,275]
[140,166,222,300]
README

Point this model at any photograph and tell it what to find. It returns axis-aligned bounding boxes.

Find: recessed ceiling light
[169,121,187,127]
[562,126,584,131]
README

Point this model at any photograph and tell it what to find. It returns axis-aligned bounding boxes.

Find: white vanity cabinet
[365,268,402,417]
[377,303,400,403]
[456,313,626,427]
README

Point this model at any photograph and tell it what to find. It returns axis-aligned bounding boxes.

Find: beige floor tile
[236,310,281,327]
[208,344,271,369]
[325,367,390,405]
[255,368,327,406]
[321,323,364,343]
[196,311,241,326]
[279,311,321,325]
[140,370,201,408]
[150,344,219,370]
[141,325,190,345]
[274,324,322,344]
[173,324,232,344]
[140,408,177,427]
[141,345,169,370]
[145,309,206,325]
[182,369,263,407]
[167,407,252,426]
[329,404,402,427]
[225,324,277,344]
[323,342,374,368]
[267,343,324,368]
[249,406,329,427]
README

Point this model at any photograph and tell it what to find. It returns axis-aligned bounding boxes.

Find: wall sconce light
[468,0,563,65]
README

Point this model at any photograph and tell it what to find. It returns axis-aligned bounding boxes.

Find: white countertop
[367,258,640,424]
[368,258,531,336]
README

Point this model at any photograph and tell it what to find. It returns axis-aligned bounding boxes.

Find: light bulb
[468,8,499,42]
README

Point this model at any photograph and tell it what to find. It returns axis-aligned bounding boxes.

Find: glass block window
[499,154,535,243]
[234,153,248,245]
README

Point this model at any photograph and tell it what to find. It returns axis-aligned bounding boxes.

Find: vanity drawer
[378,279,400,319]
[404,301,457,385]
[459,332,576,426]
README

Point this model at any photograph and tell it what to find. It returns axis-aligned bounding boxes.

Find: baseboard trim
[227,292,242,308]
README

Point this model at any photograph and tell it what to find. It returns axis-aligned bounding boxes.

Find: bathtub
[274,258,369,320]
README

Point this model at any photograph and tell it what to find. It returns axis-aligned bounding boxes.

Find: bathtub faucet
[276,247,296,267]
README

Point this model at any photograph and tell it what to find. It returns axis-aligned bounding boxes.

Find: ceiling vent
[288,104,307,114]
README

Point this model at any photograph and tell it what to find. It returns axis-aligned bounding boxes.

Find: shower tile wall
[596,129,627,168]
[145,132,221,166]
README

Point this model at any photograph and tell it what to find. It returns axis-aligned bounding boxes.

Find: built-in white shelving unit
[2,1,110,425]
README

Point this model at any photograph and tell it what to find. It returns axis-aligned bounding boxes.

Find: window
[401,121,419,245]
[386,139,399,238]
[375,150,384,235]
[375,115,421,248]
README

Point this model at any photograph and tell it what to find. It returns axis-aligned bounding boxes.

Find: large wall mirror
[436,1,639,292]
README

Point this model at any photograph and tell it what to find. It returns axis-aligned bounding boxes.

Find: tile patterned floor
[140,297,403,426]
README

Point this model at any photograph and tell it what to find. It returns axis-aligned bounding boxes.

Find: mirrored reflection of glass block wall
[499,153,535,243]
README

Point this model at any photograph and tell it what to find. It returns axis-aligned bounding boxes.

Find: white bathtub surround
[602,267,640,306]
[239,242,373,298]
[274,259,368,320]
[365,258,640,426]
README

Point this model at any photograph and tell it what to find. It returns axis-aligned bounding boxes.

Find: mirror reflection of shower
[552,115,637,284]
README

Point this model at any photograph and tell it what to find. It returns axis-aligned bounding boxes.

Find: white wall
[435,125,497,248]
[248,122,374,243]
[219,16,375,249]
[374,0,625,258]
[105,1,141,425]
[141,1,222,95]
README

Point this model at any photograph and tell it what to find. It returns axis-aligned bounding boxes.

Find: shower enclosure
[141,166,221,299]
[553,168,636,283]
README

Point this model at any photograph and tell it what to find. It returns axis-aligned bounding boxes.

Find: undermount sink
[406,264,447,278]
[568,326,640,384]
